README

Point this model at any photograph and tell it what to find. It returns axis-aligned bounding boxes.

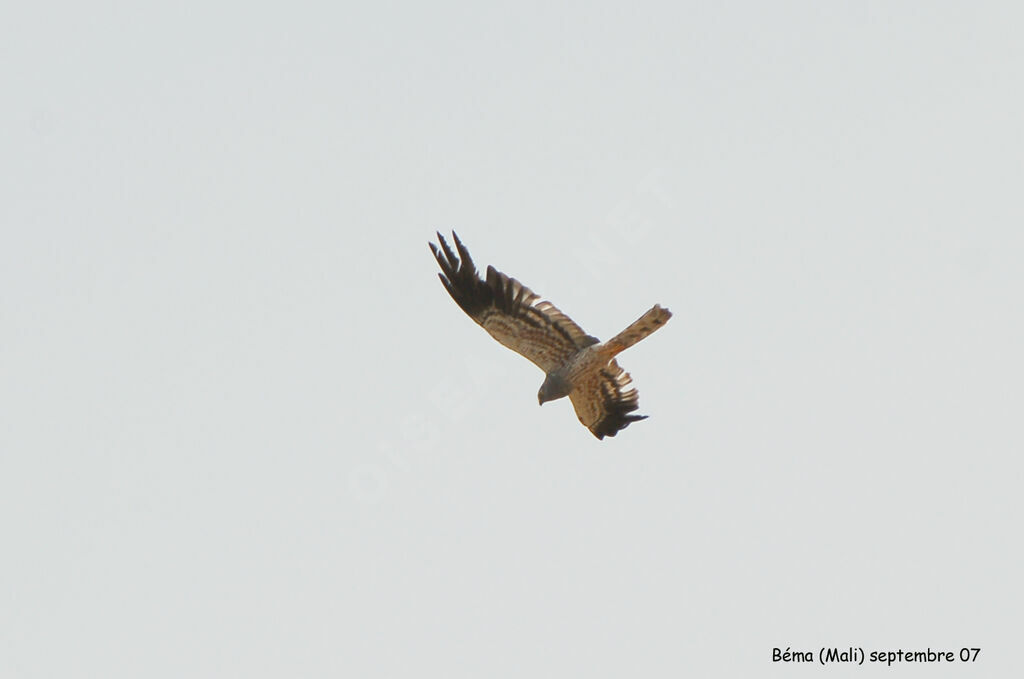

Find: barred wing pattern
[568,360,647,439]
[430,232,598,373]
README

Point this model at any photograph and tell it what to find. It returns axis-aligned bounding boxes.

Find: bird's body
[430,232,671,439]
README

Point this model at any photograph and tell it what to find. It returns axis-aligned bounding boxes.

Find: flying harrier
[429,232,671,439]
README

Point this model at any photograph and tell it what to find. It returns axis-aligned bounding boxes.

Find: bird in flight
[430,232,671,439]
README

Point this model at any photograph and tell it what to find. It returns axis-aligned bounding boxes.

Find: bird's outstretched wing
[430,231,598,373]
[568,360,648,439]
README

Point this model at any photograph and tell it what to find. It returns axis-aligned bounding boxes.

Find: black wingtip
[593,414,648,439]
[588,366,651,439]
[429,231,495,317]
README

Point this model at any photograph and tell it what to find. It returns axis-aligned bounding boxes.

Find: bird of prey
[429,232,671,439]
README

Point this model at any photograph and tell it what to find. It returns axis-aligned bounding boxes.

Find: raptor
[430,232,671,439]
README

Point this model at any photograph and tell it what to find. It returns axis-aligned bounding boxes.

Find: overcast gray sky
[3,2,1022,677]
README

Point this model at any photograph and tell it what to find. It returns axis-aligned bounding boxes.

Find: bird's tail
[603,305,672,356]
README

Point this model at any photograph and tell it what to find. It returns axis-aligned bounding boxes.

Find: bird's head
[538,373,571,405]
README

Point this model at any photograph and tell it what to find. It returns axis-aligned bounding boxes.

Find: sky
[2,1,1022,677]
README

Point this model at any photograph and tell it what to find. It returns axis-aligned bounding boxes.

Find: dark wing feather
[569,360,648,439]
[430,231,598,373]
